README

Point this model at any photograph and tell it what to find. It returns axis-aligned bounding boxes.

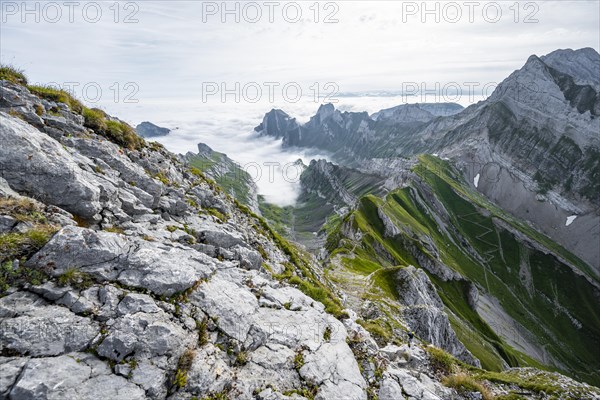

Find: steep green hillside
[259,194,332,247]
[259,160,387,248]
[186,145,257,209]
[325,155,600,385]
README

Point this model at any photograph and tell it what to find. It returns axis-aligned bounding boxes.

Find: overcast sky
[1,0,599,205]
[2,1,599,112]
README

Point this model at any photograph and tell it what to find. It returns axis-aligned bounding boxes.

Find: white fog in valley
[121,93,486,205]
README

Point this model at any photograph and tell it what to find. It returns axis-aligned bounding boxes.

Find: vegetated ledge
[1,64,144,151]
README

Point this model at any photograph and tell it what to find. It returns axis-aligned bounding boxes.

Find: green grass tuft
[357,318,393,344]
[206,208,228,223]
[442,372,494,400]
[82,107,107,131]
[196,318,209,346]
[294,350,305,370]
[0,260,49,295]
[57,267,94,290]
[0,64,28,85]
[426,346,460,374]
[173,348,196,389]
[82,107,144,150]
[27,85,83,114]
[0,225,58,265]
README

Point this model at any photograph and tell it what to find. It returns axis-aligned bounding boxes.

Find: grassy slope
[188,153,254,207]
[413,156,599,385]
[416,155,598,281]
[325,155,600,385]
[260,163,387,247]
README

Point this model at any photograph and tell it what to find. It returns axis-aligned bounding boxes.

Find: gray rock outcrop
[395,266,479,366]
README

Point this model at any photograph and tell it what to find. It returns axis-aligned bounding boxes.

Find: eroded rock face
[28,226,218,296]
[2,225,368,399]
[0,114,103,219]
[395,266,479,366]
[8,353,146,400]
[0,80,371,399]
[0,292,98,356]
[188,268,367,399]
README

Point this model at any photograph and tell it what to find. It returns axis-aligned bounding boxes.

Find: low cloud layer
[124,96,420,206]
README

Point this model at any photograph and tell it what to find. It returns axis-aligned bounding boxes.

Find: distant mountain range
[256,47,600,274]
[252,48,600,386]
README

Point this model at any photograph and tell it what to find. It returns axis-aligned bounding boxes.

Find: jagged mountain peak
[253,107,298,138]
[497,48,600,109]
[316,102,336,116]
[265,107,291,118]
[499,47,599,91]
[488,47,600,125]
[308,103,341,126]
[541,47,600,89]
[195,142,214,156]
[135,121,170,138]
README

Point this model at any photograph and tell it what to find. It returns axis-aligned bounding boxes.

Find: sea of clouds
[121,93,484,206]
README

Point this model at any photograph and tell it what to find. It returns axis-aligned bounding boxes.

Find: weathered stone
[9,354,145,400]
[378,378,405,400]
[0,293,98,356]
[129,359,169,398]
[201,228,245,249]
[0,215,17,233]
[0,357,28,397]
[56,289,98,315]
[117,293,161,315]
[28,226,217,296]
[0,113,103,219]
[190,275,259,340]
[301,342,367,400]
[97,311,193,362]
[233,244,263,270]
[0,177,19,198]
[185,345,233,395]
[395,266,478,366]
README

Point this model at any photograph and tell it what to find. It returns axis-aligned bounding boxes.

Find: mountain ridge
[255,48,600,273]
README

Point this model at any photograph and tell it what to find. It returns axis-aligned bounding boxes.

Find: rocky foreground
[1,75,599,400]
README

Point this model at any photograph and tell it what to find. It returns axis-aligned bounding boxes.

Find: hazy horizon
[2,0,599,205]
